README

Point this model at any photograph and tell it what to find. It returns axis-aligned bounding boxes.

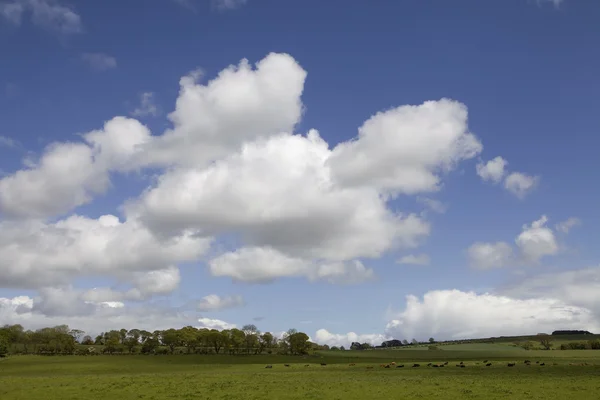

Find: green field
[2,350,600,399]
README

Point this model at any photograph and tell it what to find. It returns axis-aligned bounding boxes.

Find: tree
[0,336,8,357]
[141,337,159,354]
[81,335,94,345]
[402,339,409,345]
[207,330,224,354]
[259,332,274,354]
[411,338,418,345]
[429,337,435,343]
[288,331,310,355]
[242,324,259,354]
[69,329,85,343]
[538,334,553,350]
[94,334,104,345]
[339,345,346,351]
[161,329,180,354]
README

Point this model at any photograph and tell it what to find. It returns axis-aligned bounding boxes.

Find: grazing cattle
[535,361,540,364]
[366,366,374,369]
[265,365,273,369]
[483,360,488,363]
[320,363,327,366]
[460,361,464,365]
[455,364,461,367]
[305,364,310,367]
[486,363,492,367]
[427,363,432,366]
[384,365,390,369]
[460,365,466,368]
[507,363,515,367]
[412,364,420,367]
[349,363,355,366]
[524,360,531,363]
[540,362,545,366]
[396,364,404,368]
[284,364,290,367]
[432,364,439,368]
[443,361,448,365]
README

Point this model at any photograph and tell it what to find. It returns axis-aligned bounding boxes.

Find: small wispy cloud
[0,135,18,148]
[0,0,82,34]
[197,294,245,312]
[417,197,447,214]
[213,0,248,11]
[81,53,117,71]
[397,254,430,266]
[131,92,160,118]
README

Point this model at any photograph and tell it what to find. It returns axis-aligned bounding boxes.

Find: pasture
[1,350,600,399]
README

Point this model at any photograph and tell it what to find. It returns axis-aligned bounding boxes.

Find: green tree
[242,324,259,354]
[259,332,274,354]
[207,330,224,354]
[537,334,552,350]
[81,335,94,345]
[286,330,310,355]
[429,337,435,343]
[0,335,9,357]
[141,337,160,354]
[161,329,180,354]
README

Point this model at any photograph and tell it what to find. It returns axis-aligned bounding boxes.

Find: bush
[427,345,440,350]
[588,340,600,350]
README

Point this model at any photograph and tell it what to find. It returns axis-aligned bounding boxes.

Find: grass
[1,352,600,399]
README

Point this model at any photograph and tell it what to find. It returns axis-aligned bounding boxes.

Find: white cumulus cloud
[314,329,391,348]
[385,289,600,341]
[197,317,236,330]
[197,294,245,312]
[476,156,507,183]
[504,172,539,199]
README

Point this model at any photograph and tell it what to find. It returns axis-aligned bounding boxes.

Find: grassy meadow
[2,345,600,400]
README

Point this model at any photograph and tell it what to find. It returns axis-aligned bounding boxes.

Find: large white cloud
[385,289,600,341]
[208,247,375,284]
[0,295,204,335]
[0,214,209,289]
[128,128,432,281]
[132,53,306,169]
[328,99,482,196]
[499,266,600,317]
[0,117,151,219]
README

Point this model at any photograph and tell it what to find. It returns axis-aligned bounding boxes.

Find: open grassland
[2,351,600,400]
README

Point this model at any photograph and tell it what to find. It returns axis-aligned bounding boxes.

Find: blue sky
[1,0,600,346]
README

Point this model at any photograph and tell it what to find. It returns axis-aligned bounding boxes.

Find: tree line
[0,324,329,357]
